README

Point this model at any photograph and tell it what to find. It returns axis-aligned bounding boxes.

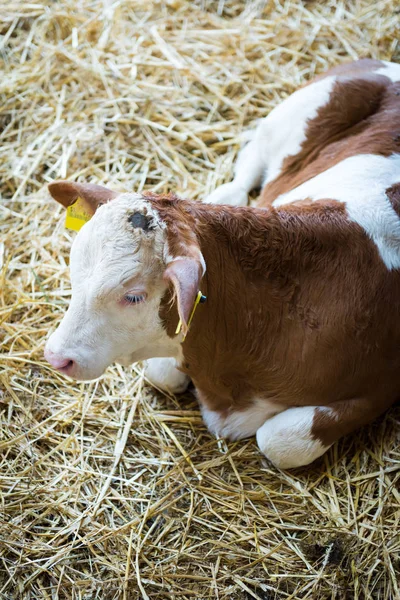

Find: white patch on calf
[204,180,250,207]
[375,60,400,82]
[256,406,333,469]
[273,153,400,270]
[144,357,190,393]
[201,398,284,441]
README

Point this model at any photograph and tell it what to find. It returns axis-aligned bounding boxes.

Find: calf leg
[144,357,190,394]
[204,129,265,207]
[256,398,388,469]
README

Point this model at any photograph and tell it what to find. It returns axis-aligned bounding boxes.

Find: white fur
[204,180,251,207]
[201,398,284,441]
[375,60,400,82]
[144,357,190,393]
[204,76,336,206]
[273,153,400,270]
[45,194,182,380]
[260,76,336,184]
[256,406,332,469]
[204,131,264,206]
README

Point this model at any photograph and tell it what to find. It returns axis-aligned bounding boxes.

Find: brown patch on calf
[260,70,400,206]
[147,194,400,424]
[143,192,199,258]
[386,183,400,217]
[311,396,392,448]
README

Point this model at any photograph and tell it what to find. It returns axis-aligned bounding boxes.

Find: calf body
[46,59,400,468]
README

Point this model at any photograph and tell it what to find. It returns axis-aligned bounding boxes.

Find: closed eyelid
[122,292,147,305]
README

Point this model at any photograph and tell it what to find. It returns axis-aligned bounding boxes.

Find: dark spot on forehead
[128,211,154,232]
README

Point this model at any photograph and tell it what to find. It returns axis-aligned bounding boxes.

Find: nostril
[58,358,74,371]
[45,349,75,372]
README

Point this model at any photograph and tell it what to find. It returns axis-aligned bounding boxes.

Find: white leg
[144,357,190,393]
[256,406,332,469]
[205,75,336,206]
[204,128,265,207]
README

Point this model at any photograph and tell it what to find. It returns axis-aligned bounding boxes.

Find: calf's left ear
[164,257,204,335]
[48,180,118,213]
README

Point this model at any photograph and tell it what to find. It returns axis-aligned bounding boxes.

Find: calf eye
[124,293,146,305]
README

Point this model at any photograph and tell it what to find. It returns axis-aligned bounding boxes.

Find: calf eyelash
[124,293,146,305]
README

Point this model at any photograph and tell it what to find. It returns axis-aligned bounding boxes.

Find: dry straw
[1,0,400,598]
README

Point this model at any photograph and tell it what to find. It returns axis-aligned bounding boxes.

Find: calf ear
[164,257,204,335]
[48,181,118,213]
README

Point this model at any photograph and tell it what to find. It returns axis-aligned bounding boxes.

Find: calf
[45,58,400,468]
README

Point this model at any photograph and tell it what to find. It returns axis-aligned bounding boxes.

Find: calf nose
[44,348,75,374]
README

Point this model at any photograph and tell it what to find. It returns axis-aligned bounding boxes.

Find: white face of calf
[45,185,202,381]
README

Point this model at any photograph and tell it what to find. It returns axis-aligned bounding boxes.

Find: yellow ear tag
[175,291,206,341]
[65,197,92,232]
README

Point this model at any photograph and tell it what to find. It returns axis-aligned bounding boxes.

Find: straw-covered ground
[1,1,400,598]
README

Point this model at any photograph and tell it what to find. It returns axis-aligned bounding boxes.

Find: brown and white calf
[45,59,400,469]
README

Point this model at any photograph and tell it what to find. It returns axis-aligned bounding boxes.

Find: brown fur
[386,183,400,217]
[151,197,400,426]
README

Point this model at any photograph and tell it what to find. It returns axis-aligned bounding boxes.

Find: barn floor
[1,1,400,598]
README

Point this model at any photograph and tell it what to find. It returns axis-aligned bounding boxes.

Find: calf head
[44,181,205,380]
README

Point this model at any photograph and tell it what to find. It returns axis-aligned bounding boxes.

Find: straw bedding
[1,1,400,598]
